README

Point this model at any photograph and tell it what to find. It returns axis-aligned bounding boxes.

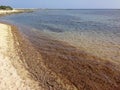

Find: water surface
[0,9,120,61]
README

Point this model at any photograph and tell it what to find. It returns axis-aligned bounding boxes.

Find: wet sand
[0,23,120,90]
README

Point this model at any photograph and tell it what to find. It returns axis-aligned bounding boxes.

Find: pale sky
[0,0,120,9]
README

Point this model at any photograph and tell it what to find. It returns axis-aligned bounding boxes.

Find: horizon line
[14,8,120,10]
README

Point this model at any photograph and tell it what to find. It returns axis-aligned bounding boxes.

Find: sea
[0,9,120,34]
[0,9,120,61]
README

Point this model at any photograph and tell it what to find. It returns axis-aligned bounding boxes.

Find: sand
[0,23,41,90]
[0,23,76,90]
[0,22,120,90]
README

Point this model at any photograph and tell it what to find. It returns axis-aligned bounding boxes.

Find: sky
[0,0,120,9]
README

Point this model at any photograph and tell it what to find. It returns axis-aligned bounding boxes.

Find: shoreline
[0,9,35,16]
[0,22,78,90]
[0,21,120,89]
[0,23,41,89]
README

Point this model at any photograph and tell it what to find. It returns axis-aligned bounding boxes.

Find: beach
[0,23,42,90]
[0,23,78,90]
[0,22,120,90]
[0,9,120,90]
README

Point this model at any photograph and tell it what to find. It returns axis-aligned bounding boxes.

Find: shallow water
[1,9,120,89]
[0,9,120,62]
[0,9,120,33]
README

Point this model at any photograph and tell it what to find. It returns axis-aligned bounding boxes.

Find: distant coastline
[0,9,36,16]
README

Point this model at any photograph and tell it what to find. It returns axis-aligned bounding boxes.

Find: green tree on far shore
[0,6,13,10]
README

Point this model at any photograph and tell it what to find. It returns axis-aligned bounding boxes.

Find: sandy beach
[0,22,120,90]
[0,23,41,90]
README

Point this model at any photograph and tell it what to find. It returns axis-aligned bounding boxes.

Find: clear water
[0,9,120,36]
[1,9,120,61]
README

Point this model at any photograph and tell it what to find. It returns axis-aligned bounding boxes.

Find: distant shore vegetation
[0,5,13,10]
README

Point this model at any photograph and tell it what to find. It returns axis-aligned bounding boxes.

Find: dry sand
[0,23,41,90]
